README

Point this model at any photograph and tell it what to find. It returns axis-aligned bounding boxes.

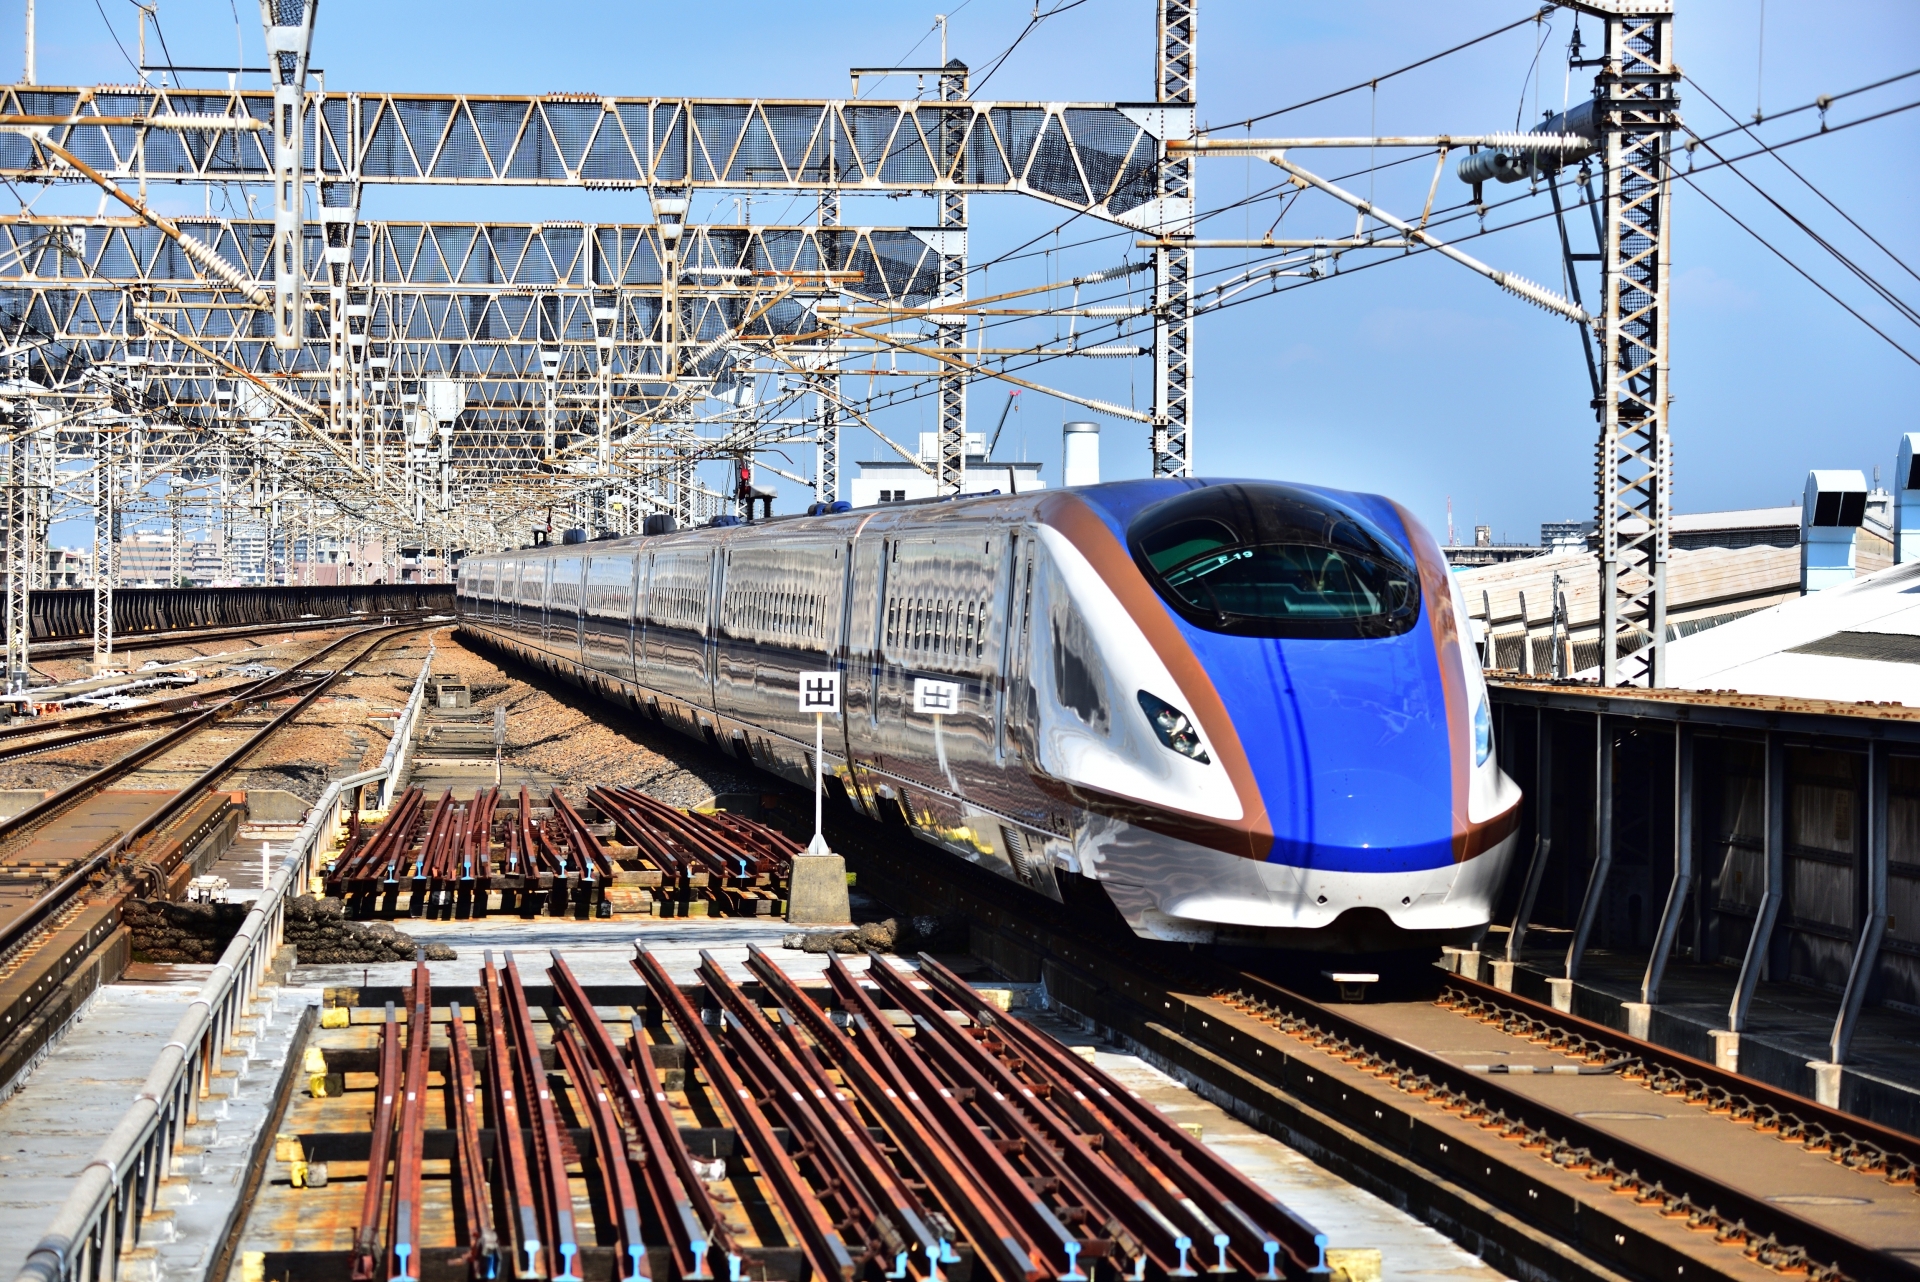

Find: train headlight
[1473,696,1492,766]
[1137,691,1211,765]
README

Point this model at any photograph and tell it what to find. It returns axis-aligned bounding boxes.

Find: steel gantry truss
[0,3,1680,690]
[0,0,1204,608]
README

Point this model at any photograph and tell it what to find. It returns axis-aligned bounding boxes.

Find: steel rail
[0,687,226,742]
[0,704,207,765]
[414,791,459,913]
[840,815,1917,1282]
[913,953,1327,1278]
[632,943,858,1282]
[0,624,422,959]
[695,952,889,1260]
[547,952,721,1277]
[860,953,1171,1276]
[351,1005,403,1282]
[1438,973,1920,1187]
[1218,970,1920,1282]
[825,952,1073,1280]
[445,1001,501,1281]
[628,789,788,878]
[603,788,739,879]
[476,955,545,1281]
[500,952,583,1282]
[696,950,942,1272]
[548,790,615,881]
[742,945,1032,1282]
[0,669,308,848]
[551,1017,648,1282]
[329,787,426,895]
[386,962,433,1282]
[587,787,689,880]
[11,762,401,1282]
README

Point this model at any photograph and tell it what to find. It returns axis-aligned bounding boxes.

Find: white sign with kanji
[798,670,841,714]
[912,678,959,715]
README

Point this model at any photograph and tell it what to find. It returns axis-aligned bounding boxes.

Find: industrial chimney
[1062,421,1100,487]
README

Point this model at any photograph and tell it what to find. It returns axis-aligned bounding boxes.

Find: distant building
[1540,519,1594,552]
[45,548,86,588]
[850,432,1044,507]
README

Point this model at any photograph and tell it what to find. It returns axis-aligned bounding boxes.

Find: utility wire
[91,0,140,77]
[1684,73,1920,290]
[1677,172,1919,365]
[971,0,1091,97]
[1207,8,1551,132]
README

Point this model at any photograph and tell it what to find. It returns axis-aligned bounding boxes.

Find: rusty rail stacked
[326,787,428,915]
[301,947,1330,1282]
[591,785,797,916]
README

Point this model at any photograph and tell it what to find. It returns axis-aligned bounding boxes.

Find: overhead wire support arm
[1256,151,1593,324]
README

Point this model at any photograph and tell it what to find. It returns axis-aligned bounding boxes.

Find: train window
[1127,482,1421,640]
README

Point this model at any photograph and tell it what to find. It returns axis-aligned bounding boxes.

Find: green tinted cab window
[1128,483,1421,640]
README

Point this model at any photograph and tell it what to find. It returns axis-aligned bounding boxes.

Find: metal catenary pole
[1590,1,1675,686]
[1152,0,1196,478]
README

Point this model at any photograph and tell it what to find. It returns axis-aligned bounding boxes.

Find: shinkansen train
[456,480,1522,951]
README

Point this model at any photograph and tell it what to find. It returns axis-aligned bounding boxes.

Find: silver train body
[456,480,1522,951]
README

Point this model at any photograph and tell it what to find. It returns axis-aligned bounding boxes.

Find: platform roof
[1665,559,1920,704]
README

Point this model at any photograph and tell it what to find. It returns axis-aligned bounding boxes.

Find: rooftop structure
[850,432,1045,507]
[1662,559,1920,703]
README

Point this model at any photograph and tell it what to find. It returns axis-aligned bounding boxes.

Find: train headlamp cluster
[1473,697,1493,767]
[1138,690,1211,764]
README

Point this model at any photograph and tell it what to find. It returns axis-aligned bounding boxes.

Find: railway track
[271,948,1335,1282]
[827,807,1920,1282]
[0,622,426,961]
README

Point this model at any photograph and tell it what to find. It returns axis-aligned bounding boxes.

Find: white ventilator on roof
[1802,469,1869,593]
[1062,421,1100,487]
[1664,559,1920,704]
[1897,434,1920,564]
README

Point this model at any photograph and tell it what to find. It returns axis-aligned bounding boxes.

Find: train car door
[545,554,575,660]
[1000,534,1036,762]
[705,543,725,706]
[642,545,713,709]
[518,558,546,646]
[497,560,516,632]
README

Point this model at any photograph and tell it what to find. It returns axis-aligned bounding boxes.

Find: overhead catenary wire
[1206,8,1553,133]
[1683,73,1920,291]
[846,72,1920,425]
[1676,173,1919,366]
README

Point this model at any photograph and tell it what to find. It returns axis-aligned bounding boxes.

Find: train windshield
[1128,483,1421,639]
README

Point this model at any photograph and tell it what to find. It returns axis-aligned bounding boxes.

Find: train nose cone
[1235,638,1457,873]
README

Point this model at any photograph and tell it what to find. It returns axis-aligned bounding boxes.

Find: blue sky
[12,0,1918,546]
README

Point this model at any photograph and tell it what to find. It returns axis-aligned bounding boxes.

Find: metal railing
[12,648,439,1282]
[381,645,434,811]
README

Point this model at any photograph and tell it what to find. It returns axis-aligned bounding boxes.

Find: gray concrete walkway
[0,968,319,1282]
[0,979,201,1264]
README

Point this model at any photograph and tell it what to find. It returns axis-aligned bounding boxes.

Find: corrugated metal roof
[1456,544,1800,632]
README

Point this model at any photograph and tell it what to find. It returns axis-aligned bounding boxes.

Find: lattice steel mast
[1590,1,1675,687]
[936,60,970,496]
[1151,0,1196,477]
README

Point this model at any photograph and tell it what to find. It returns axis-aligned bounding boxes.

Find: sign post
[788,671,851,924]
[798,671,840,855]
